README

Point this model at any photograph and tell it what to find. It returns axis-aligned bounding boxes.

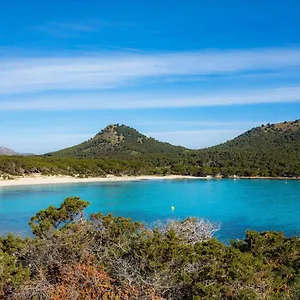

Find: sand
[0,174,201,187]
[2,174,297,188]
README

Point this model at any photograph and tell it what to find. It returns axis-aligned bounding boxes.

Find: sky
[1,1,300,154]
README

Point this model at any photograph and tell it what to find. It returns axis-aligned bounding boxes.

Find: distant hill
[47,121,300,177]
[48,124,187,158]
[2,120,300,178]
[212,119,300,151]
[0,146,19,156]
[195,119,300,176]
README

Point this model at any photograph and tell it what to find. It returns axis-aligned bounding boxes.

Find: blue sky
[1,1,300,153]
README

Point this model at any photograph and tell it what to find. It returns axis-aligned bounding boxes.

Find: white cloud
[35,22,99,37]
[1,85,300,110]
[1,47,300,95]
[33,19,133,38]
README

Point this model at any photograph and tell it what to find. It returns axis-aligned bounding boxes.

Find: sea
[0,178,300,242]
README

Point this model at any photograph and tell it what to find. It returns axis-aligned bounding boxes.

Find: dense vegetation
[194,120,300,177]
[48,124,186,158]
[1,197,300,299]
[1,120,300,178]
[48,120,300,177]
[0,156,155,178]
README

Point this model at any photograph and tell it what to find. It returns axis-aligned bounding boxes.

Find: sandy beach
[0,174,200,187]
[1,174,299,188]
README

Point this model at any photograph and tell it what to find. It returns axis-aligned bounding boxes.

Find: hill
[0,146,19,156]
[48,124,187,158]
[194,119,300,177]
[1,120,300,178]
[213,119,300,151]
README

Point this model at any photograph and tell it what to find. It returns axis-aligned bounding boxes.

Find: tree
[29,197,90,237]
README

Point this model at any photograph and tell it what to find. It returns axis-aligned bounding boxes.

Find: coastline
[238,176,300,180]
[0,174,299,188]
[0,174,200,188]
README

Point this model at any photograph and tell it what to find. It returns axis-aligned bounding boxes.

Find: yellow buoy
[171,206,175,211]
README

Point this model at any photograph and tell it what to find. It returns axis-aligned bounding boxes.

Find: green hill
[213,119,300,151]
[2,120,299,178]
[193,119,300,177]
[48,124,187,158]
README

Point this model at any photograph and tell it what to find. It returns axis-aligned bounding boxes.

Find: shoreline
[0,174,299,188]
[0,175,201,187]
[237,176,300,180]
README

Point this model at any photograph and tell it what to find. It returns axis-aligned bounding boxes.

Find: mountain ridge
[0,146,19,156]
[213,119,300,149]
[48,120,300,158]
[48,124,187,158]
[1,120,300,178]
[193,119,300,177]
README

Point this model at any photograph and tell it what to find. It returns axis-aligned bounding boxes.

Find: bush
[0,198,300,299]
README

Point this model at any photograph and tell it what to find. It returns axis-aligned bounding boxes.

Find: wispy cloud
[33,22,98,38]
[1,48,300,95]
[34,19,134,38]
[36,22,99,35]
[1,85,300,110]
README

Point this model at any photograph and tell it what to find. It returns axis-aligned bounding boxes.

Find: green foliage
[232,231,300,295]
[1,121,300,178]
[0,235,30,296]
[29,197,90,237]
[49,124,186,158]
[1,198,300,298]
[194,120,300,177]
[0,155,155,177]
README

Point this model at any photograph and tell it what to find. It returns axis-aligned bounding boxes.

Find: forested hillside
[48,124,186,158]
[1,120,300,178]
[193,119,300,177]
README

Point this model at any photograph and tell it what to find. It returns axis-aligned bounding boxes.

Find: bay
[0,179,300,241]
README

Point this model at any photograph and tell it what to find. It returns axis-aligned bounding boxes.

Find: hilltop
[195,119,300,177]
[213,119,300,150]
[0,146,19,156]
[48,124,187,158]
[42,120,300,177]
[0,146,34,157]
[1,120,300,178]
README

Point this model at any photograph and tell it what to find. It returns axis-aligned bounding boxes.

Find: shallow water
[0,179,300,241]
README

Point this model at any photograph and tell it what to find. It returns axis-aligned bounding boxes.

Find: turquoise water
[0,179,300,241]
